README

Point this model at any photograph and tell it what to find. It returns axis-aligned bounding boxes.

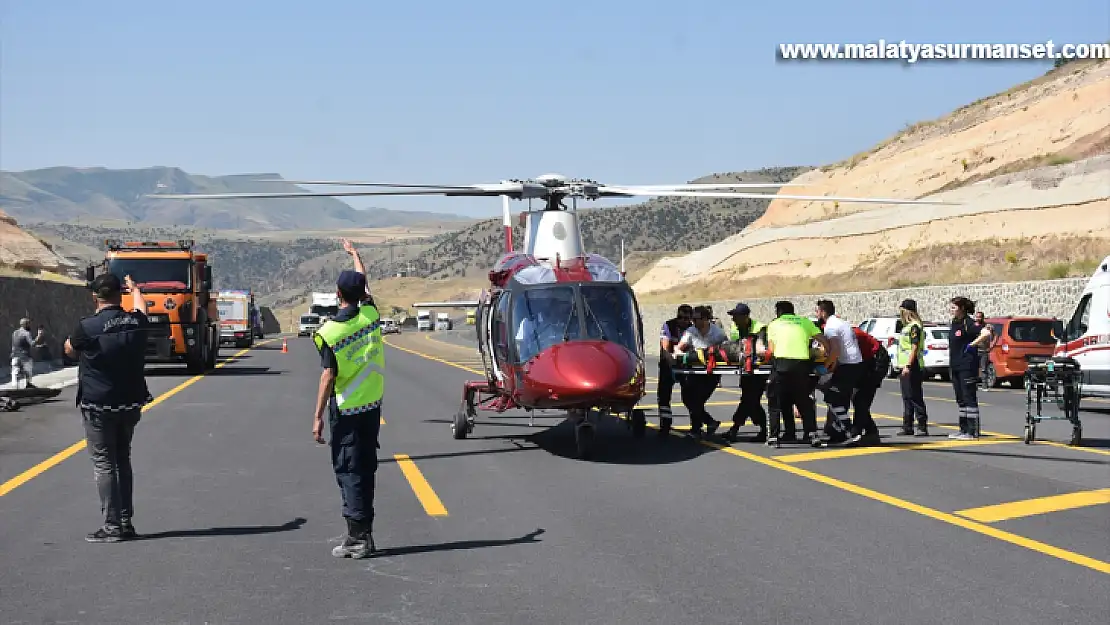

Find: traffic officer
[657,304,693,437]
[948,296,991,440]
[721,303,767,443]
[895,299,929,436]
[765,301,831,447]
[312,239,385,559]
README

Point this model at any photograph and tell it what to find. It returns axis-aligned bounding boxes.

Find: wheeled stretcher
[1023,356,1083,446]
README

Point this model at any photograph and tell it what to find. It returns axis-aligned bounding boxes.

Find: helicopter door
[488,292,509,382]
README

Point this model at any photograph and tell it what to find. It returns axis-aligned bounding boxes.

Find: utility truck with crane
[87,239,220,373]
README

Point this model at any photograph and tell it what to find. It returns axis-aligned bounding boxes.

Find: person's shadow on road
[371,529,546,558]
[135,517,307,540]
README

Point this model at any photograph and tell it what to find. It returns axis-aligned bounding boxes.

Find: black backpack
[872,345,891,382]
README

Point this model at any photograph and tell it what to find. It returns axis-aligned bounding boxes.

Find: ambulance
[1054,255,1110,399]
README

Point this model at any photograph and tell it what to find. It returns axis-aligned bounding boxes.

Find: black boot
[332,518,374,559]
[658,416,672,437]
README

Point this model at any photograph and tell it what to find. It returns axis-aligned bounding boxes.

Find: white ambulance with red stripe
[1055,255,1110,399]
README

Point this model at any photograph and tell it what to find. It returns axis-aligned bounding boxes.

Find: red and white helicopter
[152,174,957,458]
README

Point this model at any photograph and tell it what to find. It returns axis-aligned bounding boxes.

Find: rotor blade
[413,301,480,308]
[255,179,483,190]
[147,181,532,200]
[597,186,962,205]
[610,183,804,190]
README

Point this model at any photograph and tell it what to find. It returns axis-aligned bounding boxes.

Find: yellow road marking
[396,339,1110,575]
[886,391,992,406]
[775,437,1018,463]
[955,488,1110,523]
[393,454,448,516]
[0,340,274,498]
[697,430,1110,575]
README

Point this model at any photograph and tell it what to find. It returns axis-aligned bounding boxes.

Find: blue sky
[2,0,1106,217]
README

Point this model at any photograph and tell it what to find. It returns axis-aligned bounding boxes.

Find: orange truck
[86,239,220,373]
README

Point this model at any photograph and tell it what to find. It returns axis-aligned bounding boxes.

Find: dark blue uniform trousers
[330,406,381,526]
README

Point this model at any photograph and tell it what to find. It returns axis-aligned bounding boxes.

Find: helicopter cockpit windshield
[511,283,640,363]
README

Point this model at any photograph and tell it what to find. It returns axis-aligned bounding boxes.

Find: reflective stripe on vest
[897,320,925,368]
[313,306,385,415]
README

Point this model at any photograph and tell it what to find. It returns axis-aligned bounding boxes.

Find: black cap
[337,270,367,295]
[899,298,917,312]
[727,303,751,316]
[90,273,122,299]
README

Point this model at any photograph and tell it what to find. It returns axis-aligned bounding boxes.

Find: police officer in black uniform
[64,273,152,543]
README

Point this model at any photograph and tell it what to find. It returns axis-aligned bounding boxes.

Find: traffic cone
[281,338,288,353]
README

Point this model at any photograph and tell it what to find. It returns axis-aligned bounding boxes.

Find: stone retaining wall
[637,278,1087,347]
[1,277,93,378]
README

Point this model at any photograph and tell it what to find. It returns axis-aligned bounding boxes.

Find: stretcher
[1023,356,1083,446]
[665,337,826,381]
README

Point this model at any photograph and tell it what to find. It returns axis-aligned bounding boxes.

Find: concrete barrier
[636,278,1087,349]
[1,277,93,379]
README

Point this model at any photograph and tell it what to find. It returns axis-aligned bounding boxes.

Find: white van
[1054,255,1110,399]
[417,310,433,332]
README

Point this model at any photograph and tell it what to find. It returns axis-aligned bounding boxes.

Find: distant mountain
[0,166,472,231]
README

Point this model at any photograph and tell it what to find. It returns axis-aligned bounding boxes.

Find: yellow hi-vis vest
[313,306,385,415]
[896,320,925,368]
[729,319,764,341]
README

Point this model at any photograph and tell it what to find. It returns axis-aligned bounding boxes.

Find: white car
[887,324,950,380]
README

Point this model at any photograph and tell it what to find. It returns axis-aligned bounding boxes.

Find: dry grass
[237,225,458,243]
[0,265,84,285]
[634,235,1107,303]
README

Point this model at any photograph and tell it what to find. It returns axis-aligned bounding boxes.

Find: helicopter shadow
[425,412,711,465]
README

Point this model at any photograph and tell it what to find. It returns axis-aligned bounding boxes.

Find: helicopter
[150,173,959,458]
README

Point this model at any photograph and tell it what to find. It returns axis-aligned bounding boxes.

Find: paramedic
[848,326,886,445]
[896,299,929,436]
[814,299,864,444]
[948,296,991,440]
[657,304,693,437]
[722,303,767,443]
[673,305,727,438]
[765,301,830,447]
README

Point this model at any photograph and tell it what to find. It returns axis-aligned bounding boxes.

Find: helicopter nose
[525,340,642,401]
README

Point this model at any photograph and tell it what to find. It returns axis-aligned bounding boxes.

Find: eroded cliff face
[0,209,74,272]
[633,60,1110,296]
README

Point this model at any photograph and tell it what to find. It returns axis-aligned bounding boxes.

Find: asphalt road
[0,330,1107,624]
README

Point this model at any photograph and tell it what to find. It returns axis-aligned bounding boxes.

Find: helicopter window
[580,285,639,354]
[512,286,579,362]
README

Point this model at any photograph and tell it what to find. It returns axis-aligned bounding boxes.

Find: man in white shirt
[814,299,864,444]
[672,306,727,437]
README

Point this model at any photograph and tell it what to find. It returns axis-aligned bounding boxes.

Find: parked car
[381,318,400,334]
[982,316,1058,388]
[886,324,950,380]
[859,316,902,351]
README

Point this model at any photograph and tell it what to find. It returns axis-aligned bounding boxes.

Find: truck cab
[88,239,219,373]
[298,313,322,337]
[216,290,256,348]
[417,310,433,331]
[435,312,453,331]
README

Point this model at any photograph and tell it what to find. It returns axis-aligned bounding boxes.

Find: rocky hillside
[1,166,472,232]
[635,58,1110,300]
[406,167,811,279]
[25,223,436,309]
[0,209,77,277]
